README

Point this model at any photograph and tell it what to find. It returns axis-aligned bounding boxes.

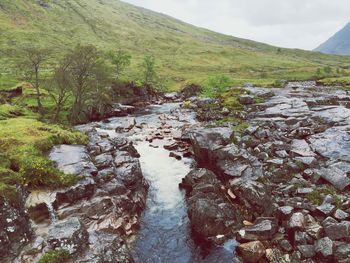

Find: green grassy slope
[1,0,350,89]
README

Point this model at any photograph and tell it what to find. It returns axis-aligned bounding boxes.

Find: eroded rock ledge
[11,128,148,263]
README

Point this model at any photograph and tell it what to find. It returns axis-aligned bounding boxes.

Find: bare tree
[18,46,50,114]
[46,57,72,122]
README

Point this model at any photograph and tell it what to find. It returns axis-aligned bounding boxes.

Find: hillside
[315,22,350,55]
[1,0,350,89]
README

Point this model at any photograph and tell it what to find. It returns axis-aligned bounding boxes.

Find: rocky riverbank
[3,80,350,262]
[179,81,350,262]
[6,127,148,262]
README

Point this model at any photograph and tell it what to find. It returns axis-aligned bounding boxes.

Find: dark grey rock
[238,218,278,241]
[47,217,89,254]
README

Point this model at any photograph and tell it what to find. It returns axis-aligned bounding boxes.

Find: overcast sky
[123,0,349,50]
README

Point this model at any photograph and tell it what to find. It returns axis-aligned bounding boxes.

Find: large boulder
[188,127,233,167]
[237,241,266,262]
[181,169,242,242]
[47,217,89,255]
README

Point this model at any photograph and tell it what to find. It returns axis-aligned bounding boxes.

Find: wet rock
[53,177,96,208]
[0,188,31,260]
[94,153,113,170]
[115,117,136,132]
[314,237,334,258]
[231,179,272,215]
[188,127,232,167]
[47,217,89,254]
[164,92,179,101]
[237,241,265,262]
[169,152,182,160]
[49,145,97,176]
[182,169,241,242]
[237,217,278,241]
[77,231,134,263]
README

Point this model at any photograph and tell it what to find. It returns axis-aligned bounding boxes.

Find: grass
[0,115,88,198]
[37,250,71,263]
[1,0,350,91]
[306,186,342,207]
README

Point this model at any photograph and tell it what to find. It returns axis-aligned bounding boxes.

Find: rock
[288,212,306,231]
[316,203,336,216]
[164,92,179,101]
[169,152,182,160]
[188,127,232,167]
[94,153,113,170]
[115,117,136,132]
[335,243,350,262]
[309,128,350,161]
[49,145,97,176]
[239,95,255,105]
[314,237,334,258]
[277,206,294,219]
[77,231,134,263]
[306,222,323,240]
[231,179,272,215]
[237,241,265,262]
[47,217,89,254]
[265,248,287,263]
[182,169,241,241]
[297,245,315,259]
[238,218,278,241]
[0,188,31,260]
[53,177,96,208]
[316,167,350,191]
[334,209,350,220]
[280,240,293,252]
[322,217,350,240]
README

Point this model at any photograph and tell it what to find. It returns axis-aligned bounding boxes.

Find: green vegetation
[318,77,350,89]
[0,116,87,196]
[1,0,350,91]
[202,75,233,98]
[37,250,71,263]
[306,186,342,207]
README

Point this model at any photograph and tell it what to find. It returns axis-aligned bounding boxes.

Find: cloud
[123,0,350,49]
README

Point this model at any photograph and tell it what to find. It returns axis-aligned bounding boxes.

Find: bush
[202,75,233,98]
[37,250,71,263]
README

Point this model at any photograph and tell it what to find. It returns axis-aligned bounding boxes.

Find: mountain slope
[1,0,350,89]
[315,23,350,55]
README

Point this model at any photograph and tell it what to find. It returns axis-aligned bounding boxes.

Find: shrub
[37,250,71,263]
[202,75,233,98]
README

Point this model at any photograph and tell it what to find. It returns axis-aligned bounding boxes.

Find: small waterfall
[46,202,57,222]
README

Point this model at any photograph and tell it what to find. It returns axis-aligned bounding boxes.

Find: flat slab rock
[309,128,350,162]
[49,145,95,175]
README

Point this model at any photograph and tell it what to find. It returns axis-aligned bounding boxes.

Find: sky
[123,0,349,50]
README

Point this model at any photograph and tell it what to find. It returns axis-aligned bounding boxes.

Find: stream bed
[97,103,236,263]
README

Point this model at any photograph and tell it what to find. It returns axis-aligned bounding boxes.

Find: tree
[18,46,50,114]
[65,44,111,123]
[65,45,100,122]
[109,50,131,80]
[142,55,156,86]
[46,57,72,122]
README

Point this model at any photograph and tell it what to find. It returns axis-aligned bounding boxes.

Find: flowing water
[97,103,236,263]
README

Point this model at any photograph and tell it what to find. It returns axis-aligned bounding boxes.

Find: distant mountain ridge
[315,23,350,55]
